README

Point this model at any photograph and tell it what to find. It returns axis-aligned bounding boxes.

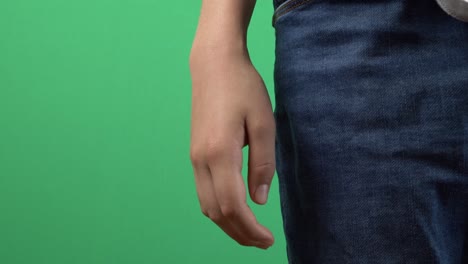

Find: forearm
[189,0,256,62]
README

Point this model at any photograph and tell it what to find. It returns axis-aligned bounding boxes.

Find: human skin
[189,0,276,250]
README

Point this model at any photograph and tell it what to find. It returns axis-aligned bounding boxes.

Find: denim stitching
[272,0,312,27]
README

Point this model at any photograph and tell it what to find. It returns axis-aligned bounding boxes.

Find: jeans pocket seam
[272,0,313,27]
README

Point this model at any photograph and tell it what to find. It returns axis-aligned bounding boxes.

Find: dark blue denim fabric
[272,0,468,263]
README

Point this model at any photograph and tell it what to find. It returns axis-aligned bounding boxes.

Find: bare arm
[189,0,276,249]
[190,0,255,57]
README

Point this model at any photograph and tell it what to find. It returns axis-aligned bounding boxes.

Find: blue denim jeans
[272,0,468,263]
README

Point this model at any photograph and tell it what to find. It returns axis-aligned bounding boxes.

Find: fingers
[206,142,274,248]
[192,162,245,244]
[190,141,273,249]
[246,109,276,205]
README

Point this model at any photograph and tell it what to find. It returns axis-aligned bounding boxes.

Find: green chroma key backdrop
[0,1,284,263]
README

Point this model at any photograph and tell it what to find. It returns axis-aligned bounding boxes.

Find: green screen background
[0,1,284,263]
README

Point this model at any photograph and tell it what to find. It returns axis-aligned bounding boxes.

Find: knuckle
[208,212,223,223]
[205,142,230,162]
[201,208,223,223]
[219,204,239,218]
[251,162,276,175]
[251,120,275,137]
[189,146,205,166]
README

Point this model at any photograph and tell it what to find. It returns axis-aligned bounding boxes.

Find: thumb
[246,111,276,205]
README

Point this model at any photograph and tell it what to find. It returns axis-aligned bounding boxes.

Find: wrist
[189,40,250,68]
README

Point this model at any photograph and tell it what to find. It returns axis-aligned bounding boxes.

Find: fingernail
[255,184,269,204]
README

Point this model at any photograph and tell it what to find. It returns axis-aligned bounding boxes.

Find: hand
[189,48,276,249]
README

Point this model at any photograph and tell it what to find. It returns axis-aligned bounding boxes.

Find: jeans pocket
[272,0,313,27]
